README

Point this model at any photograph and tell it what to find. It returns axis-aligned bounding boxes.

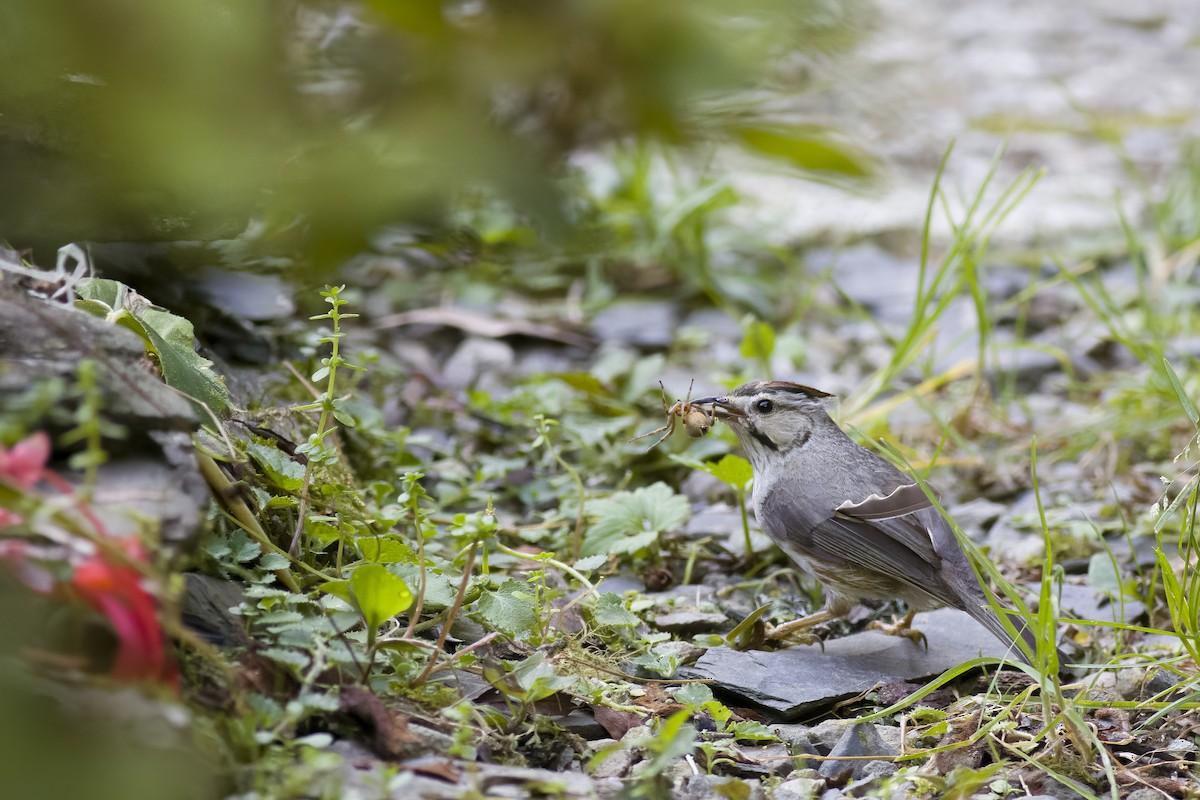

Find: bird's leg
[867,607,928,648]
[763,607,839,647]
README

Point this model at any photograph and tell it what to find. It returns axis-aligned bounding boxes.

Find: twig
[414,543,477,685]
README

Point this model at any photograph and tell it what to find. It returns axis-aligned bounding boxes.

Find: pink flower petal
[0,431,50,489]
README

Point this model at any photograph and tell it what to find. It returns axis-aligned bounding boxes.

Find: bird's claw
[867,618,929,649]
[764,622,825,650]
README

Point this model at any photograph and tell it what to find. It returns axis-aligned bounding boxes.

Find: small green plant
[289,284,364,554]
[1152,358,1200,664]
[841,143,1043,428]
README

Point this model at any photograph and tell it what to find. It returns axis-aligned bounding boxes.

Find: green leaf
[552,372,610,396]
[723,719,776,742]
[321,564,413,629]
[731,124,873,178]
[1084,556,1137,606]
[1163,357,1199,426]
[672,683,714,709]
[477,579,539,639]
[258,553,290,571]
[582,483,690,558]
[260,647,310,672]
[317,578,352,605]
[511,652,575,701]
[75,278,230,415]
[390,562,457,610]
[246,442,306,492]
[573,554,609,572]
[591,593,640,628]
[642,710,697,774]
[348,563,413,629]
[704,454,753,489]
[739,319,776,363]
[134,306,230,415]
[73,277,124,311]
[357,537,418,564]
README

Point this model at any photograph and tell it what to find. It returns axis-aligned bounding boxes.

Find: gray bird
[690,380,1054,665]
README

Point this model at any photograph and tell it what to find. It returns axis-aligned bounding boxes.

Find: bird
[689,380,1057,666]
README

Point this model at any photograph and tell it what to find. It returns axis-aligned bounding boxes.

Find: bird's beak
[690,397,745,419]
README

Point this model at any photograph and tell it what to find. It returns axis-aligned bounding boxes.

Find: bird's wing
[761,487,957,604]
[835,482,936,520]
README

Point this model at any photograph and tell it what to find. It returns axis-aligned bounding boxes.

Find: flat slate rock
[681,608,1021,719]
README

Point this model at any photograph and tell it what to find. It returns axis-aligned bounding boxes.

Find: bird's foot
[763,621,825,650]
[867,610,927,649]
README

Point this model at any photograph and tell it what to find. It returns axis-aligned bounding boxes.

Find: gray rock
[381,759,597,799]
[65,452,206,551]
[861,759,897,778]
[182,574,247,646]
[771,725,823,757]
[1057,582,1145,627]
[720,743,794,779]
[559,709,609,741]
[652,610,729,636]
[0,288,197,430]
[681,608,1023,718]
[872,725,903,754]
[1124,791,1166,800]
[818,723,898,781]
[588,746,632,780]
[682,774,764,800]
[947,497,1007,539]
[808,245,920,325]
[685,505,743,539]
[773,776,826,800]
[983,492,1047,563]
[594,575,644,595]
[590,300,679,349]
[441,336,515,390]
[809,720,851,751]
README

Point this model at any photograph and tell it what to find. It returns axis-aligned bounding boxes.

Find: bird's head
[692,381,833,469]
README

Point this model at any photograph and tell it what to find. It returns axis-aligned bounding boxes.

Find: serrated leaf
[134,305,230,414]
[258,553,290,571]
[477,579,539,639]
[75,278,230,414]
[591,593,639,628]
[582,483,690,558]
[260,647,310,671]
[230,531,261,563]
[247,442,306,492]
[724,719,776,742]
[511,653,575,701]
[673,683,714,708]
[704,454,753,489]
[573,554,609,572]
[73,277,124,311]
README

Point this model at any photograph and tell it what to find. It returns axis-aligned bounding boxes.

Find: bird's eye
[756,398,774,413]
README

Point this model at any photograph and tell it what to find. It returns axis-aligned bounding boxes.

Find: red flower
[0,432,50,527]
[70,539,178,687]
[0,430,50,487]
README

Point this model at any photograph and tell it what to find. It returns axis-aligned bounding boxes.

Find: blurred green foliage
[0,0,866,265]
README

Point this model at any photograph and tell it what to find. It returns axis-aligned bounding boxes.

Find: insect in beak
[689,397,745,419]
